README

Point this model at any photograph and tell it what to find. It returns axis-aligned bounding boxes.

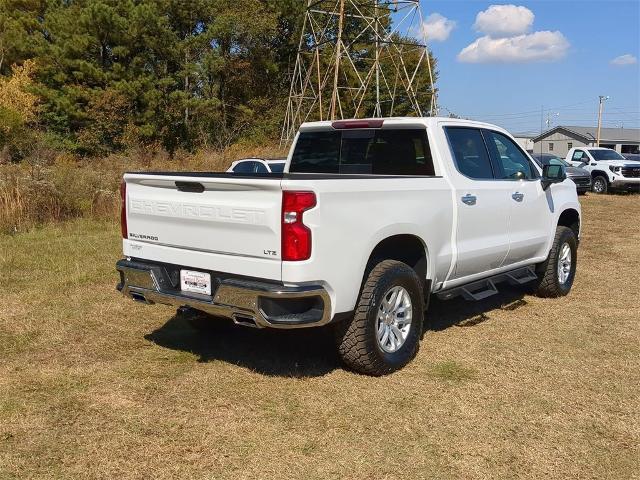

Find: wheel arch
[591,170,610,182]
[364,234,429,286]
[558,208,580,239]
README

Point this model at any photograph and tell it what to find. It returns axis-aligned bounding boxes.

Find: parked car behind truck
[227,158,287,174]
[117,118,581,375]
[566,147,640,193]
[531,153,591,195]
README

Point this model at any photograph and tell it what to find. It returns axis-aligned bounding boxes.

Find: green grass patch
[429,360,476,383]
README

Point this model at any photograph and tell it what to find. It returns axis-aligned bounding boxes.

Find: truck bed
[122,172,454,314]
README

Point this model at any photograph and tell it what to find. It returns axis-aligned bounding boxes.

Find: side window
[268,163,286,173]
[445,127,494,180]
[254,163,269,173]
[484,130,535,180]
[232,161,259,173]
[549,143,554,152]
[572,150,586,162]
[567,142,573,150]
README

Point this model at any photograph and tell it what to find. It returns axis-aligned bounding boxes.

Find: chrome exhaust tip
[232,314,259,329]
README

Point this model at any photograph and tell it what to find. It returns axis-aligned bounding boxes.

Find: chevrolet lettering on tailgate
[129,199,267,225]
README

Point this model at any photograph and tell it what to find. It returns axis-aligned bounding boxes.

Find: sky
[416,0,640,134]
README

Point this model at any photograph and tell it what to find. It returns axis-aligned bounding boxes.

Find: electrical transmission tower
[281,0,436,144]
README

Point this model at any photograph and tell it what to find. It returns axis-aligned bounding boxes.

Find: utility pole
[539,105,544,156]
[596,95,610,146]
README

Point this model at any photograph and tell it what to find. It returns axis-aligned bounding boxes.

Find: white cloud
[458,31,570,63]
[420,13,456,42]
[610,54,638,66]
[474,4,534,38]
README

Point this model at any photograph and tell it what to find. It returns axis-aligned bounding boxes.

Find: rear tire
[334,260,424,376]
[592,175,608,194]
[532,226,578,298]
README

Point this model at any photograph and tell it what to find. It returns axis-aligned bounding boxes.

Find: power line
[456,100,595,119]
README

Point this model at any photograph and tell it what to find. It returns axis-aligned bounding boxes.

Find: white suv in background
[566,147,640,194]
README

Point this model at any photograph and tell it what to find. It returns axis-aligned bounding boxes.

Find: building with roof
[513,133,536,153]
[532,126,640,157]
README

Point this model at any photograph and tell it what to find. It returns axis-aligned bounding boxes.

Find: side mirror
[542,164,567,190]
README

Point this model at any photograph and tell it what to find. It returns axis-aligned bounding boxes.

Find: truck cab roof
[299,117,510,134]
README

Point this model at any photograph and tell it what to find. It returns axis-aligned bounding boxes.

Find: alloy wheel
[557,243,572,285]
[376,286,413,353]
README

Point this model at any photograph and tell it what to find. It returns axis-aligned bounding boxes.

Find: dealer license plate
[180,270,212,296]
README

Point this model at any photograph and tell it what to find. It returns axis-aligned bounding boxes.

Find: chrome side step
[437,267,538,302]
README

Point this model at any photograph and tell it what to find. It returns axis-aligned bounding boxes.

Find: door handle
[512,192,525,202]
[461,194,477,206]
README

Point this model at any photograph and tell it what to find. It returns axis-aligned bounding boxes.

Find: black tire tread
[592,174,608,194]
[335,260,423,376]
[534,226,577,298]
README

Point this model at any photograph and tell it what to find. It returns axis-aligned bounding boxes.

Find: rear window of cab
[290,129,435,176]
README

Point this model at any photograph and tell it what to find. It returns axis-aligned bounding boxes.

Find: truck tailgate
[123,173,283,280]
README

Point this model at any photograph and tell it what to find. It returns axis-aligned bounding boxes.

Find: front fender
[553,184,582,236]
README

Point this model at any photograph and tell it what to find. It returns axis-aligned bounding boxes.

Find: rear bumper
[116,259,333,329]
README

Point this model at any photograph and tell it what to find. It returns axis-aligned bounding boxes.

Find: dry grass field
[0,194,639,479]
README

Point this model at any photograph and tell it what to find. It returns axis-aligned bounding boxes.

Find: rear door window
[445,127,494,180]
[289,129,435,176]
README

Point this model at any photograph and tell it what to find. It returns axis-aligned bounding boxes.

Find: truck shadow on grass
[145,287,527,377]
[145,314,340,377]
[426,286,527,331]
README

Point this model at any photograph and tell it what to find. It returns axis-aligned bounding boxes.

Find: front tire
[592,175,608,194]
[334,260,424,376]
[533,226,578,298]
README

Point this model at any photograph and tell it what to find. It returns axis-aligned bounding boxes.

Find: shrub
[0,143,287,233]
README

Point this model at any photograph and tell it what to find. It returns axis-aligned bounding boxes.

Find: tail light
[120,180,128,239]
[282,191,316,261]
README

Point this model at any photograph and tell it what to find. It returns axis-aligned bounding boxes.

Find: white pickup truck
[566,147,640,194]
[117,118,581,375]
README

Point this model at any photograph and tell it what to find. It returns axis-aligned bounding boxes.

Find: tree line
[0,0,435,160]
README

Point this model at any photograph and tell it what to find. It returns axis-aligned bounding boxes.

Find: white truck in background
[117,118,581,375]
[566,147,640,194]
